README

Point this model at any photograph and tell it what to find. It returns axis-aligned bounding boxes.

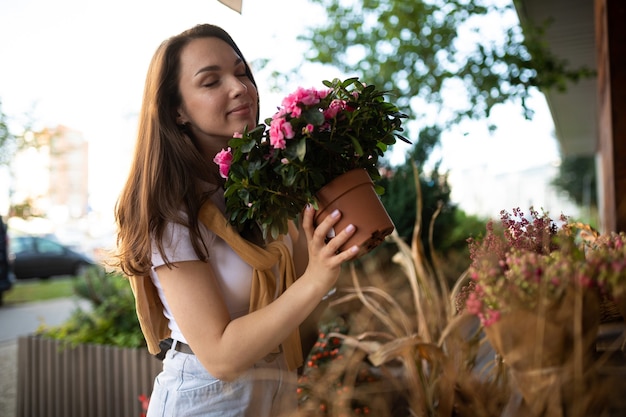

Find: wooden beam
[596,0,626,233]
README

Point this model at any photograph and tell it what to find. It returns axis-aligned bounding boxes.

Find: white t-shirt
[149,192,291,344]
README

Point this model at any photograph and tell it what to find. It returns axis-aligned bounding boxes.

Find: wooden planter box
[16,335,161,417]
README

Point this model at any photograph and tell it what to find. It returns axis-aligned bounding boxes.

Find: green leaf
[350,136,364,156]
[303,107,325,126]
[296,138,307,161]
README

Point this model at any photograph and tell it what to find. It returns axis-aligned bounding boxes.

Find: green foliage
[380,127,447,240]
[381,165,453,248]
[223,77,409,239]
[551,154,597,209]
[301,0,594,126]
[37,268,145,349]
[0,100,13,167]
[4,278,75,304]
[440,209,488,253]
[0,100,39,169]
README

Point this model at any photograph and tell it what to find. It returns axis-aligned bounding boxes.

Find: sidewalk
[0,297,89,343]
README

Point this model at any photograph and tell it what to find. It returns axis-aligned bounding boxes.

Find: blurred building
[11,125,89,223]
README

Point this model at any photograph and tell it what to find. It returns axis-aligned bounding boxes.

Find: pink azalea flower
[323,99,347,119]
[282,121,295,139]
[317,88,331,100]
[269,118,293,149]
[290,106,303,118]
[281,87,321,116]
[213,147,233,179]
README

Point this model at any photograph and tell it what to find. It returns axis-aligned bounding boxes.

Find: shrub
[37,267,145,348]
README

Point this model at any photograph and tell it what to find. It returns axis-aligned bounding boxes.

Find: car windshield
[11,237,67,255]
[10,237,31,254]
[36,238,65,255]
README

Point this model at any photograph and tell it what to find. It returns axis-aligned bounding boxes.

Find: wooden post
[595,0,626,233]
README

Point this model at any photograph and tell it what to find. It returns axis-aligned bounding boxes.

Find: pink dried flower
[458,207,620,326]
[465,292,482,315]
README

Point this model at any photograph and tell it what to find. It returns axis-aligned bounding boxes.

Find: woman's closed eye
[234,61,248,79]
[202,72,247,88]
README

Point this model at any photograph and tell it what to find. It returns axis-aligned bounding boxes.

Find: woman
[114,24,359,416]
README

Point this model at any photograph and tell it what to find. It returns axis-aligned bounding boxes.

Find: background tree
[0,101,13,167]
[380,126,446,244]
[551,155,598,225]
[299,0,593,127]
[0,100,47,219]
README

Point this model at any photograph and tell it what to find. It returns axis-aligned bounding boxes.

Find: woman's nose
[230,76,248,96]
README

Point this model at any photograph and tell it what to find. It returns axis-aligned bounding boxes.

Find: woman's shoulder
[152,211,217,266]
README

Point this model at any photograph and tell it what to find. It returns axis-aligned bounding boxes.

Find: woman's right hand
[300,204,359,292]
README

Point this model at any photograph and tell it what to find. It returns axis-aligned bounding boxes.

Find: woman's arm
[157,206,358,381]
[288,217,309,278]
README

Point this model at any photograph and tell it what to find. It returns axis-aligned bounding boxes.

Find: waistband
[171,340,282,363]
[172,340,194,355]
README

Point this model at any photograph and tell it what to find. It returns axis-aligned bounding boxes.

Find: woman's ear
[176,110,188,126]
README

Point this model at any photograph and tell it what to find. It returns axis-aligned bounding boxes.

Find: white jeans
[147,346,298,417]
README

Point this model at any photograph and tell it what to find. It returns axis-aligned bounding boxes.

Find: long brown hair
[114,24,259,277]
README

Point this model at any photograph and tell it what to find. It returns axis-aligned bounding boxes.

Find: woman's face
[176,37,258,161]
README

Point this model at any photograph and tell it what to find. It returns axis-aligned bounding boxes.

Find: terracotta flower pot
[313,168,395,257]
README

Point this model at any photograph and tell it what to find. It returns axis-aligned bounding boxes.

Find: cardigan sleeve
[128,274,171,355]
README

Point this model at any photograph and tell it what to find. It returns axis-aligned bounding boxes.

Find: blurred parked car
[0,216,14,304]
[9,235,97,280]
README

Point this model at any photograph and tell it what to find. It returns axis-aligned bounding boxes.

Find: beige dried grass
[294,162,626,417]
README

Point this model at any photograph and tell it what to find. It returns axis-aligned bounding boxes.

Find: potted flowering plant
[458,208,604,363]
[214,77,409,245]
[461,207,571,328]
[456,207,621,415]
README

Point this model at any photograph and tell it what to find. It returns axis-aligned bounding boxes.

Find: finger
[338,244,360,261]
[325,223,357,254]
[313,209,343,243]
[301,204,316,238]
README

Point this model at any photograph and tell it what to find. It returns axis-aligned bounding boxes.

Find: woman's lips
[228,103,252,116]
